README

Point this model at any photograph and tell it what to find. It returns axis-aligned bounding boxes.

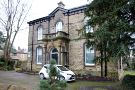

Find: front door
[50,48,58,64]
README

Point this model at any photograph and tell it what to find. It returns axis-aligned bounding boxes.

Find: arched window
[84,17,93,33]
[36,47,43,64]
[50,48,58,64]
[37,26,43,40]
[56,21,62,32]
[84,44,95,66]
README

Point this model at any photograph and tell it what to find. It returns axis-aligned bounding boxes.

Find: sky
[14,0,90,50]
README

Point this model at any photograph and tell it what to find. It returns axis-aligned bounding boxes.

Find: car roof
[43,64,63,67]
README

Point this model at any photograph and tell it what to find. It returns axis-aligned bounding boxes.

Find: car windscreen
[57,66,69,71]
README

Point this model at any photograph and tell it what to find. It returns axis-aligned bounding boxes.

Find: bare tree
[0,0,31,62]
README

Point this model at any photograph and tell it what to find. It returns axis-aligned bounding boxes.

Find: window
[28,52,31,57]
[36,47,42,64]
[84,17,93,33]
[51,48,58,64]
[56,21,62,32]
[37,26,43,40]
[84,44,95,66]
[85,26,93,33]
[13,53,17,56]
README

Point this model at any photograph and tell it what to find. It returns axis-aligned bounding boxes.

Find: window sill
[85,64,95,67]
[37,63,42,65]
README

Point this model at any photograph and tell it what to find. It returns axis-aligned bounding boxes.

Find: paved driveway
[0,71,40,90]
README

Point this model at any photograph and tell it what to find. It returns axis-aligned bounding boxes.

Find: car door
[43,66,49,78]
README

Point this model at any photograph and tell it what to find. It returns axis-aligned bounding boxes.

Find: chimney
[58,1,65,8]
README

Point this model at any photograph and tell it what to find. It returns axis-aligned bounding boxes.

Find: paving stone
[8,85,27,90]
[0,83,10,90]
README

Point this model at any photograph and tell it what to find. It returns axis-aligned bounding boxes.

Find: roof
[49,7,67,16]
[27,5,87,25]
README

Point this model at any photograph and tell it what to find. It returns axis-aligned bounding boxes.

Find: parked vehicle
[39,64,76,81]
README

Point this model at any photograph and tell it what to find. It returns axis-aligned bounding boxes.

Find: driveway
[0,71,40,90]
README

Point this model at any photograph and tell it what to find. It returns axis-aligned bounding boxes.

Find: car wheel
[58,75,65,80]
[40,73,44,79]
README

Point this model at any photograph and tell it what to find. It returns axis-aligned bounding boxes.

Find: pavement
[0,71,40,90]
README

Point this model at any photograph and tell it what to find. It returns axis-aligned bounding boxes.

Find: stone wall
[68,13,84,40]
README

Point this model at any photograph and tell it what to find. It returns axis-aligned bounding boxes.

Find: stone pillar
[66,43,69,65]
[58,40,62,65]
[58,45,61,65]
[44,42,48,64]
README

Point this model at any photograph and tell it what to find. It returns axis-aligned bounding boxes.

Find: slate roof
[27,5,87,25]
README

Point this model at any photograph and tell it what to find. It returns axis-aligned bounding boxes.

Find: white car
[39,64,76,81]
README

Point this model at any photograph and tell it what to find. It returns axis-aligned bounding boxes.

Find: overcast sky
[14,0,89,50]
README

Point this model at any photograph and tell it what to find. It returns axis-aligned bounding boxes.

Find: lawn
[66,70,135,90]
[66,81,115,90]
[124,70,135,76]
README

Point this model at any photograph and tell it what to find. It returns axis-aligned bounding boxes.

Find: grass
[66,81,115,90]
[66,70,135,90]
[124,70,135,76]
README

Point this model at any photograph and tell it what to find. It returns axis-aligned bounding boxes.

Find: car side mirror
[65,65,69,68]
[44,66,47,68]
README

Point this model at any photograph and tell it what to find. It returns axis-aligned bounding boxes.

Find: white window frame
[84,44,95,66]
[56,21,62,32]
[37,26,43,40]
[36,47,42,64]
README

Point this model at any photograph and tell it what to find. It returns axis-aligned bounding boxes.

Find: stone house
[11,51,28,61]
[10,47,28,61]
[27,2,119,76]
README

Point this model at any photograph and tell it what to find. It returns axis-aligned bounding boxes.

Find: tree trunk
[101,49,104,77]
[104,44,107,77]
[104,55,107,77]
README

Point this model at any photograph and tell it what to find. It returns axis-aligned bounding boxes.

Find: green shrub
[56,80,67,89]
[15,68,22,72]
[15,61,21,68]
[131,61,135,70]
[122,75,135,90]
[0,61,4,65]
[15,61,27,72]
[108,71,118,81]
[0,57,15,70]
[7,60,15,70]
[0,57,5,66]
[40,80,50,90]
